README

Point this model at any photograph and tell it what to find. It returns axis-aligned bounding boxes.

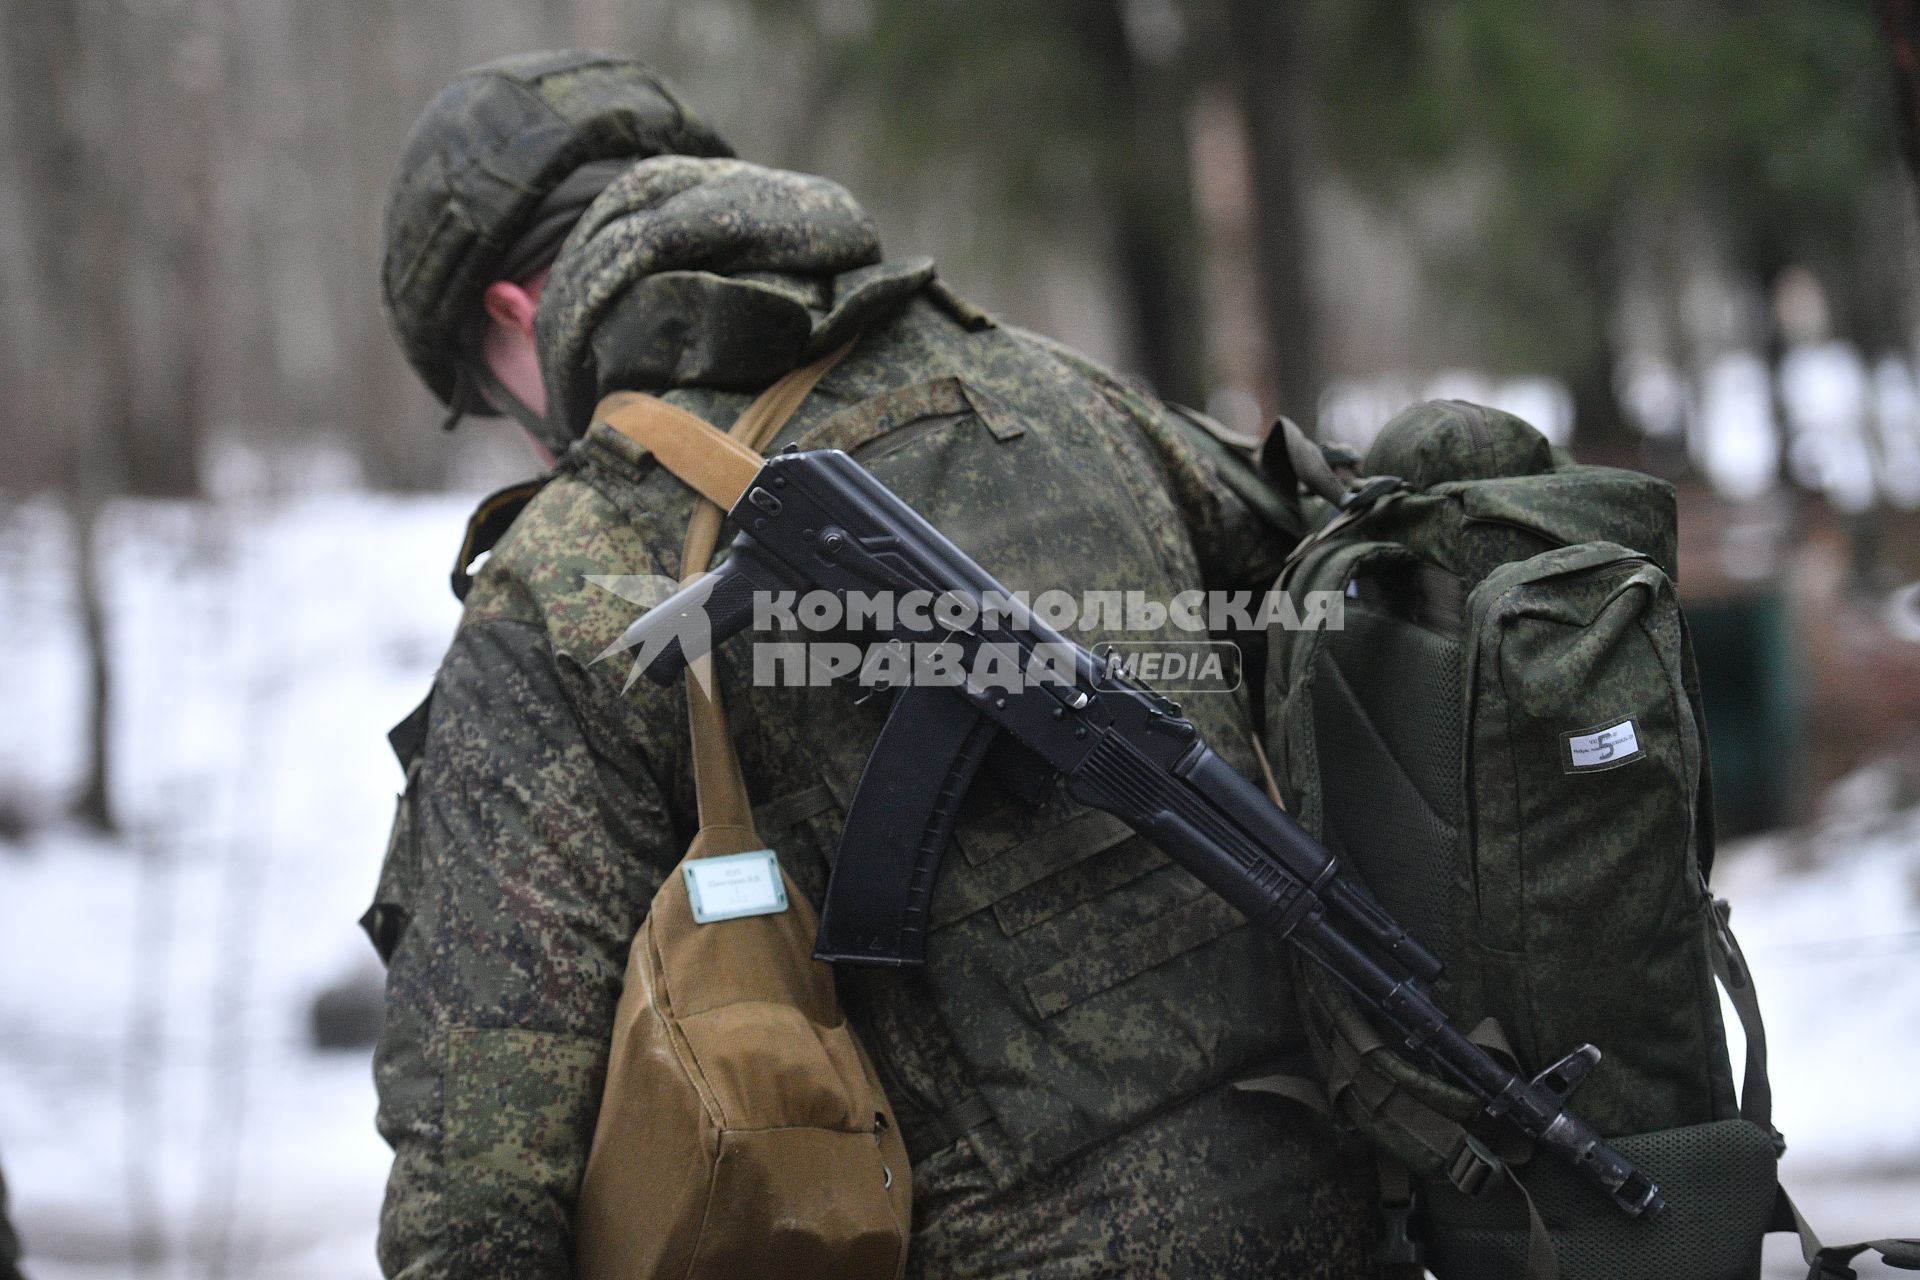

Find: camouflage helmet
[381,49,732,414]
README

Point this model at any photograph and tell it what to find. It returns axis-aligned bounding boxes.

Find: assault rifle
[621,443,1666,1220]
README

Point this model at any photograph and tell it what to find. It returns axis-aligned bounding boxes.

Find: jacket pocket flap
[1022,893,1246,1018]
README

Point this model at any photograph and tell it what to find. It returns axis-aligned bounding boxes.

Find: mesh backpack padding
[1308,556,1466,965]
[1425,1119,1776,1280]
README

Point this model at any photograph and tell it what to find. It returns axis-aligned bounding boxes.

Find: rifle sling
[592,345,851,837]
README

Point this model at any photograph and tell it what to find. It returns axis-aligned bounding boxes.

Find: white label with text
[684,850,788,923]
[1565,719,1642,771]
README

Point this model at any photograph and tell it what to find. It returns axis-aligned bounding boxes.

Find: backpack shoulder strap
[1163,404,1312,542]
[1710,898,1920,1278]
[1258,413,1358,510]
[1771,1184,1920,1278]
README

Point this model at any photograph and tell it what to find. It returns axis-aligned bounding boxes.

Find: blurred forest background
[4,0,1920,830]
[3,0,1913,483]
[5,2,1920,1277]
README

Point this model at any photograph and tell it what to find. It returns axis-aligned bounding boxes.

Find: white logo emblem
[586,574,715,695]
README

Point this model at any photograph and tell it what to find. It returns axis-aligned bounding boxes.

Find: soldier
[369,48,1376,1279]
[0,1162,23,1280]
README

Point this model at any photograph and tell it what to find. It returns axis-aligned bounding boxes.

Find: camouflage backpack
[1254,401,1918,1280]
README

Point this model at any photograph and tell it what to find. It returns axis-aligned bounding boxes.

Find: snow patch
[1,491,1915,1276]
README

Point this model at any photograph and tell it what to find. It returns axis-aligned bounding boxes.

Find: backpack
[1252,401,1918,1280]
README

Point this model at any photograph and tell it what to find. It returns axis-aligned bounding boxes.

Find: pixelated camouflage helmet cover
[380,49,732,411]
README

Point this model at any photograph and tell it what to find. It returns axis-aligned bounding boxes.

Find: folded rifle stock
[620,444,1666,1220]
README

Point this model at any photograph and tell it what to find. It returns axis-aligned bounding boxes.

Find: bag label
[1563,718,1644,772]
[684,850,789,923]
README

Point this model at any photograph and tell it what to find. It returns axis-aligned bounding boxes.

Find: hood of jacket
[534,154,934,449]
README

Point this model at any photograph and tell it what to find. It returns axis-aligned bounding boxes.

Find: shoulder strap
[1709,898,1920,1278]
[1260,414,1360,509]
[591,346,852,839]
[1164,405,1311,542]
[593,393,767,511]
[1771,1183,1920,1278]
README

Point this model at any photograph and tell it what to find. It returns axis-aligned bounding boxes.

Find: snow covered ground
[1719,800,1920,1279]
[0,492,469,1279]
[0,491,1916,1278]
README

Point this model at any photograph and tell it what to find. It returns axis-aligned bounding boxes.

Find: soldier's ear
[482,279,539,339]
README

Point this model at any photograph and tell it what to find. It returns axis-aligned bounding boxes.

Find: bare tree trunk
[1563,224,1637,464]
[1074,0,1208,406]
[1883,0,1920,177]
[6,0,135,831]
[1222,0,1320,422]
[128,0,219,499]
[66,139,133,831]
[71,475,116,833]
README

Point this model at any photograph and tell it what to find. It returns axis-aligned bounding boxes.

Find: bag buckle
[1338,475,1404,514]
[1447,1133,1503,1198]
[1377,1198,1424,1268]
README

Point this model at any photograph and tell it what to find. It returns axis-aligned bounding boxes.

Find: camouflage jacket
[0,1162,21,1280]
[365,158,1377,1279]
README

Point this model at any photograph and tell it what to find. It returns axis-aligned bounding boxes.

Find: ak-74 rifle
[620,442,1666,1221]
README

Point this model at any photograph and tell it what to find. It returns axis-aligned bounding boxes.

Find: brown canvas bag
[574,351,912,1280]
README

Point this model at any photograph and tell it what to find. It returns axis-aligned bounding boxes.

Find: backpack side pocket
[1462,541,1732,1136]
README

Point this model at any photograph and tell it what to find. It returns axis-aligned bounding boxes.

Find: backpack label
[684,850,789,923]
[1563,718,1644,772]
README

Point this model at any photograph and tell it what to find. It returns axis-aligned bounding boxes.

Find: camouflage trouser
[906,1082,1378,1280]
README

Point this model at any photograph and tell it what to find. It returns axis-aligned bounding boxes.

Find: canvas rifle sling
[592,345,852,834]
